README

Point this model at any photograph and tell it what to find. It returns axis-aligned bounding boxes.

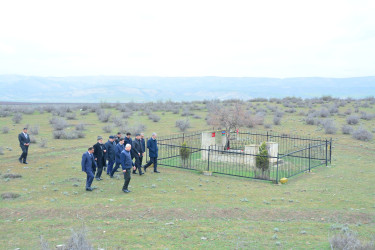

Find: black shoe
[86,187,93,191]
[96,177,101,181]
[110,175,114,178]
[139,172,144,175]
[143,166,147,172]
[19,158,22,163]
[23,162,28,164]
[133,171,137,174]
[154,170,160,173]
[122,189,130,193]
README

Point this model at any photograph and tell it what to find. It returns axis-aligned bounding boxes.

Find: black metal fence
[155,130,332,183]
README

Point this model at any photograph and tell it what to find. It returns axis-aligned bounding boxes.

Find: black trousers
[110,162,121,176]
[133,155,143,174]
[19,145,29,162]
[95,161,104,178]
[144,157,158,172]
[122,169,131,190]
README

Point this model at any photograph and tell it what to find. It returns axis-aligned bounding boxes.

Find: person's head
[88,147,94,154]
[23,128,28,133]
[135,133,141,140]
[126,132,131,138]
[117,132,122,138]
[140,133,144,139]
[152,132,157,139]
[109,135,115,142]
[125,143,131,151]
[97,136,103,143]
[119,138,124,145]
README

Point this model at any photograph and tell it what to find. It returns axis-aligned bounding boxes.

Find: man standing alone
[18,127,30,164]
[121,144,136,193]
[105,135,116,175]
[143,132,160,173]
[81,147,97,191]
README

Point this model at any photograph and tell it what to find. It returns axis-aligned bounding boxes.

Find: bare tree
[207,102,248,149]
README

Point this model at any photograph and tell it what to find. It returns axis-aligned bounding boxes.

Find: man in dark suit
[115,132,122,145]
[105,135,116,175]
[93,136,106,181]
[18,128,31,164]
[143,132,160,173]
[121,144,136,193]
[110,138,124,178]
[132,133,144,175]
[124,132,132,147]
[81,147,97,191]
[140,133,146,165]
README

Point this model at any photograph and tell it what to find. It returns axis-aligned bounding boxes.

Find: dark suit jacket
[93,142,106,167]
[147,138,158,158]
[115,143,124,163]
[131,139,143,158]
[140,138,146,153]
[18,132,30,147]
[105,140,116,161]
[81,152,96,172]
[125,137,132,147]
[120,150,134,170]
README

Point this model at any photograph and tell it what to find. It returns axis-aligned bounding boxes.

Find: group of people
[81,132,159,193]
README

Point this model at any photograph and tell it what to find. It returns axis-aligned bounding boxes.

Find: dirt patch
[2,173,22,179]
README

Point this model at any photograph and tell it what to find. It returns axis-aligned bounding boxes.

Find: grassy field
[0,100,374,249]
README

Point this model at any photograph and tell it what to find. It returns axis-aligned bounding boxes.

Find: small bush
[175,119,190,132]
[344,109,352,115]
[318,108,330,117]
[12,113,23,123]
[29,125,40,135]
[273,116,281,125]
[322,119,338,134]
[342,125,353,135]
[2,126,9,134]
[352,127,373,141]
[80,110,89,116]
[1,192,20,199]
[264,123,272,129]
[98,110,112,123]
[102,125,113,133]
[39,138,48,148]
[305,115,316,125]
[66,113,77,120]
[53,130,84,140]
[29,135,37,144]
[148,114,161,122]
[75,123,86,131]
[112,116,123,127]
[50,117,69,131]
[192,114,201,119]
[346,115,359,125]
[360,112,374,121]
[330,230,374,250]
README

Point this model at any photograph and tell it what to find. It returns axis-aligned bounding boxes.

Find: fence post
[308,143,311,172]
[183,133,185,143]
[325,139,328,167]
[267,131,269,142]
[207,146,210,171]
[329,138,332,164]
[276,153,279,184]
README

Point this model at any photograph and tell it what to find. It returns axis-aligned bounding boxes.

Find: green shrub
[180,141,191,167]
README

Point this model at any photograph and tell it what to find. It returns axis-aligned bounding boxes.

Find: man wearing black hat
[18,127,30,164]
[132,133,144,175]
[105,135,116,175]
[93,136,106,181]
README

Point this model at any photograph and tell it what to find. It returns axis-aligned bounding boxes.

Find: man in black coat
[105,135,116,175]
[115,132,122,145]
[81,147,97,191]
[131,133,144,175]
[121,143,136,193]
[93,136,106,181]
[125,132,132,147]
[18,128,30,164]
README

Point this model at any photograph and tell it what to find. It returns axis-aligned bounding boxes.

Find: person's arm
[81,154,86,172]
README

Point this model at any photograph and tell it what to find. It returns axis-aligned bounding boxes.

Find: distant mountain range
[0,75,374,103]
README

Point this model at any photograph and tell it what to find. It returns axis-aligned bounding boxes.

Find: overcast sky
[0,0,374,78]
